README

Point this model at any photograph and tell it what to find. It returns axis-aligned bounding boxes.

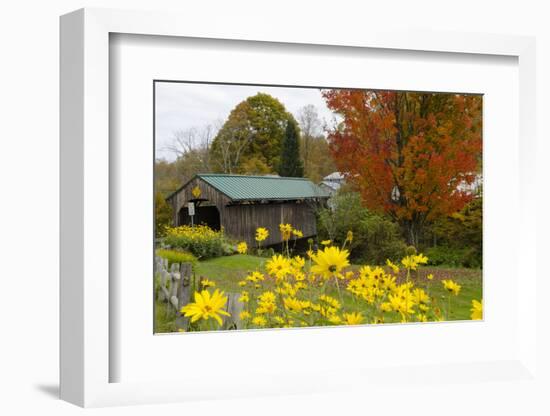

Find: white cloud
[154,82,339,161]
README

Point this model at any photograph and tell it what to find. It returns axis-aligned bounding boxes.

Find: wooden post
[178,263,192,309]
[175,263,193,330]
[224,293,244,330]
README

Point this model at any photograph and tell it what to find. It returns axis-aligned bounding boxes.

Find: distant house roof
[320,181,342,192]
[173,174,330,202]
[323,172,345,181]
[320,172,346,193]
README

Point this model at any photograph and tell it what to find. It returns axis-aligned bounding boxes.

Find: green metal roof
[197,174,330,201]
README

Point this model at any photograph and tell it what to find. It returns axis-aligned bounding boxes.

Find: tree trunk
[406,220,420,248]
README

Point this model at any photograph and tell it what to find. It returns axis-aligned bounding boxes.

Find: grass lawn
[156,254,482,332]
[195,254,482,321]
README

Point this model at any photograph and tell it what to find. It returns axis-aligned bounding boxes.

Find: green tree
[300,135,337,182]
[155,191,173,237]
[278,119,304,177]
[210,93,296,173]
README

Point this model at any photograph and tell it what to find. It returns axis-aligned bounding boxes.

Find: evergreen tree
[278,119,304,177]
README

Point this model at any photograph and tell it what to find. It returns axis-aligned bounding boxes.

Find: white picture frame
[60,7,539,408]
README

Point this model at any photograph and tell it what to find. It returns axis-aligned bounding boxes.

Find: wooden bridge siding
[223,202,317,246]
[167,177,322,245]
[169,177,230,226]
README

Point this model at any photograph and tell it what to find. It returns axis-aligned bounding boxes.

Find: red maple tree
[322,90,482,246]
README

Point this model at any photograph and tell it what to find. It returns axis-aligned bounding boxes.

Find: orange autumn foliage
[322,90,482,245]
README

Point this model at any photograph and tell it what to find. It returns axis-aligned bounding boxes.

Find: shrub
[155,192,173,238]
[428,196,482,268]
[317,191,407,264]
[163,225,231,259]
[425,246,481,268]
[156,248,197,268]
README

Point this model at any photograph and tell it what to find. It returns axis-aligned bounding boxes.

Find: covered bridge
[166,174,330,246]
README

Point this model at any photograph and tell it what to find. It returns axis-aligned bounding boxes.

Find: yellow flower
[401,255,418,270]
[255,227,269,242]
[237,241,248,254]
[427,273,434,281]
[283,297,306,313]
[252,316,267,327]
[470,299,483,320]
[414,253,429,265]
[238,291,249,303]
[180,289,231,326]
[306,249,314,258]
[291,256,305,270]
[239,310,251,320]
[344,271,355,280]
[258,291,276,304]
[319,294,341,310]
[343,312,364,325]
[273,316,286,325]
[346,230,353,243]
[380,302,393,313]
[279,223,292,241]
[417,313,428,322]
[321,239,332,246]
[311,246,350,279]
[201,278,216,288]
[238,280,247,287]
[442,279,461,296]
[245,271,265,283]
[292,229,303,238]
[266,254,292,279]
[412,288,429,305]
[386,259,400,274]
[256,291,277,314]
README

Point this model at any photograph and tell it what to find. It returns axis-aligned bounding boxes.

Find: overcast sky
[154,82,338,161]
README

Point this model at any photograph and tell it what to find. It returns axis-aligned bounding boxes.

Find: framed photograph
[153,80,483,334]
[60,8,538,408]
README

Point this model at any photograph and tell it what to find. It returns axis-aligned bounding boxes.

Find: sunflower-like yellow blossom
[311,246,350,280]
[321,239,332,246]
[386,259,400,274]
[279,223,293,241]
[283,297,311,313]
[252,316,267,327]
[417,313,428,322]
[414,253,428,265]
[319,294,341,310]
[239,310,251,320]
[292,229,303,238]
[245,271,265,283]
[237,241,248,254]
[180,289,230,326]
[201,278,216,288]
[266,255,292,280]
[470,299,483,320]
[291,256,305,270]
[256,291,277,315]
[401,255,418,270]
[343,312,364,325]
[442,279,461,296]
[255,227,269,242]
